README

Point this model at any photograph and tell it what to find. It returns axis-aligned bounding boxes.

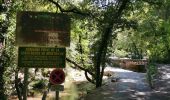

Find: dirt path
[9,64,170,100]
[84,65,170,100]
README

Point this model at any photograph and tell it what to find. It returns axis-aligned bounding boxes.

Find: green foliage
[147,63,158,88]
[31,79,47,90]
[147,63,158,77]
[0,0,14,98]
[112,0,170,63]
[68,18,95,68]
[114,49,127,58]
[140,1,170,63]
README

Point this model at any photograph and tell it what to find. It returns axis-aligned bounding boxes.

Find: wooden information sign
[16,11,70,47]
[16,11,70,100]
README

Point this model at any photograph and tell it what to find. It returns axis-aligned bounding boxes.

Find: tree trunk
[15,70,23,100]
[95,0,130,88]
[42,91,48,100]
[95,25,113,88]
[0,63,6,100]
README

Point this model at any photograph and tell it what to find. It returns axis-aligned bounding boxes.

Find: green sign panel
[51,85,64,91]
[16,11,70,47]
[18,47,66,68]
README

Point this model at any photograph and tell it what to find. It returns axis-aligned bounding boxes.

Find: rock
[103,71,115,77]
[111,77,119,82]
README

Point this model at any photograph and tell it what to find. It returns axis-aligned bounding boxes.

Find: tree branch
[66,58,95,77]
[48,0,90,16]
[85,71,95,84]
[141,0,162,5]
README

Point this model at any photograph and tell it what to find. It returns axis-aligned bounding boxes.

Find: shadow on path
[84,65,170,100]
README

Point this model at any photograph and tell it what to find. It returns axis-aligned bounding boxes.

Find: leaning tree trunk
[95,0,130,88]
[95,25,113,88]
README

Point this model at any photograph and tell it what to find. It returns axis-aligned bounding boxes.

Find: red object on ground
[49,69,65,85]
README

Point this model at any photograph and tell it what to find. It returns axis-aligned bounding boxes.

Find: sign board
[50,69,65,85]
[50,85,64,91]
[16,11,70,47]
[18,47,66,68]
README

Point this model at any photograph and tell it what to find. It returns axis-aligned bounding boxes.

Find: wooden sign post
[16,11,70,100]
[23,68,28,100]
[49,69,65,100]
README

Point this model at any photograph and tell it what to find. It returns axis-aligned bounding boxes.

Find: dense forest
[0,0,170,99]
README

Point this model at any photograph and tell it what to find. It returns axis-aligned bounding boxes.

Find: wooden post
[23,68,29,100]
[56,91,59,100]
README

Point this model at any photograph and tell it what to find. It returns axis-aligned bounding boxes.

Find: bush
[32,80,47,90]
[146,63,158,88]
